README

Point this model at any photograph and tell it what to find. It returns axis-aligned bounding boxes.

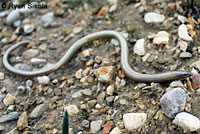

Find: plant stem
[62,110,69,134]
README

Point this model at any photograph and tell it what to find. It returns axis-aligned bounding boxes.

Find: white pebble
[178,24,193,41]
[134,39,146,56]
[173,112,200,131]
[153,31,169,45]
[177,15,188,24]
[37,76,50,85]
[106,85,115,96]
[123,113,147,131]
[31,58,46,64]
[178,39,188,52]
[65,105,79,116]
[24,24,35,34]
[0,72,5,80]
[144,12,165,23]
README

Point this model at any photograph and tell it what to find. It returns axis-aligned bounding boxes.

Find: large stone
[160,88,186,118]
[123,113,147,131]
[30,104,48,118]
[173,112,200,131]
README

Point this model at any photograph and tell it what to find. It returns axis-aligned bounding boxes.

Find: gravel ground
[0,0,200,134]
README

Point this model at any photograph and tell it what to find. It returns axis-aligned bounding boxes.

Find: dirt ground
[0,0,200,134]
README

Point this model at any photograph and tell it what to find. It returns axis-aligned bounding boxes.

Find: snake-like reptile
[3,30,192,82]
[2,30,193,134]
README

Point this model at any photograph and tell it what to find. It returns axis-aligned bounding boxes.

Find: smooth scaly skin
[3,30,192,82]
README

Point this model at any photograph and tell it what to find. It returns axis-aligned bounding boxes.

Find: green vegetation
[63,0,108,9]
[182,0,200,8]
[19,0,41,5]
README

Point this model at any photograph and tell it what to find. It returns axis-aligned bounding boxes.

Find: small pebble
[177,15,188,24]
[133,39,146,56]
[106,85,115,96]
[170,81,184,88]
[191,74,200,90]
[14,63,32,71]
[87,100,97,107]
[75,69,82,79]
[30,104,48,118]
[41,12,54,25]
[3,93,16,106]
[123,113,147,130]
[196,88,200,95]
[144,12,165,23]
[94,66,115,82]
[103,121,114,134]
[110,127,121,134]
[24,24,35,34]
[7,105,15,112]
[13,20,21,27]
[0,125,4,131]
[111,38,119,46]
[81,120,89,127]
[97,6,109,18]
[81,89,92,96]
[0,72,5,80]
[66,105,79,116]
[153,31,169,45]
[173,112,200,131]
[37,76,50,85]
[22,49,39,59]
[72,91,82,99]
[0,112,19,123]
[178,24,193,41]
[90,120,102,133]
[178,39,188,52]
[31,58,46,64]
[179,52,192,58]
[17,112,28,130]
[97,92,106,104]
[73,27,83,34]
[106,96,115,104]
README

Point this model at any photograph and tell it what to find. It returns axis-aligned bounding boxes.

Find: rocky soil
[0,0,200,134]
